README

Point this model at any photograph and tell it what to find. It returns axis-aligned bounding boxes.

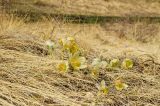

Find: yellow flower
[91,58,101,67]
[59,37,79,55]
[109,59,120,68]
[90,67,99,78]
[69,55,87,70]
[59,38,66,47]
[96,80,109,95]
[115,80,128,91]
[59,37,75,46]
[91,58,108,69]
[90,59,107,78]
[121,59,133,69]
[59,38,70,50]
[69,42,79,55]
[67,37,75,42]
[57,61,69,73]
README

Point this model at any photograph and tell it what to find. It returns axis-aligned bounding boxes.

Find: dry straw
[0,14,160,106]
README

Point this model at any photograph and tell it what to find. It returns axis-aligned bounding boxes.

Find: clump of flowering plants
[45,36,133,96]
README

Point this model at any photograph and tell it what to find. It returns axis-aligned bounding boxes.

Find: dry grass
[33,0,160,16]
[0,14,160,106]
[4,0,160,17]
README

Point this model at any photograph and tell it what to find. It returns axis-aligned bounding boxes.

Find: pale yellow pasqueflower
[59,37,79,55]
[59,37,75,47]
[90,58,107,78]
[114,80,128,91]
[109,59,120,68]
[69,55,87,70]
[91,58,101,67]
[90,67,99,78]
[91,58,108,69]
[57,61,69,73]
[96,80,109,95]
[121,58,133,69]
[68,41,79,55]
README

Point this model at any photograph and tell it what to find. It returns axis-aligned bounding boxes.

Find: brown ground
[0,14,160,106]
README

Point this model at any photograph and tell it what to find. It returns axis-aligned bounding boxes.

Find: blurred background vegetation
[1,0,160,23]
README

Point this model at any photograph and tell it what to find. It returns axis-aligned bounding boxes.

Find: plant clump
[45,36,133,96]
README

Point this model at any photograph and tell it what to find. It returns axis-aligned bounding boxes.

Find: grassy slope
[0,14,160,105]
[2,0,160,17]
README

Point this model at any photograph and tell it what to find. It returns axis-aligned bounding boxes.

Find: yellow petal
[91,58,101,67]
[101,88,109,95]
[59,38,66,46]
[97,80,109,95]
[69,42,79,55]
[96,83,100,90]
[115,83,124,91]
[91,68,99,78]
[69,56,81,70]
[110,59,120,68]
[122,59,133,69]
[115,80,128,91]
[67,37,75,42]
[57,62,68,72]
[123,83,128,89]
[101,80,106,89]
